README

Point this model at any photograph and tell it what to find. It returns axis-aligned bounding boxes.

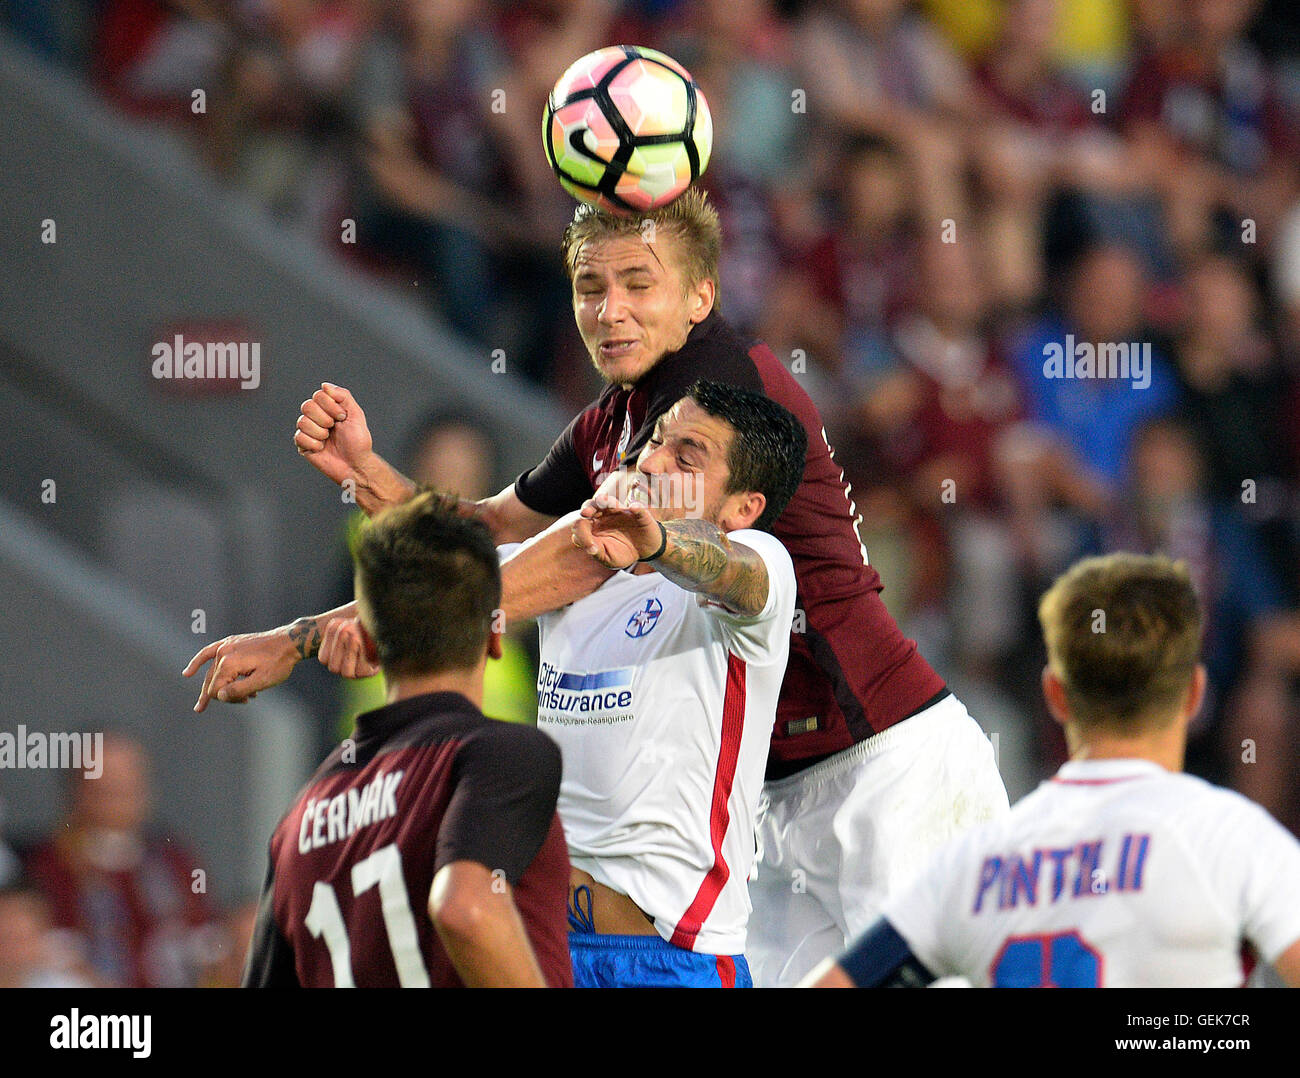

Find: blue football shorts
[568,930,752,988]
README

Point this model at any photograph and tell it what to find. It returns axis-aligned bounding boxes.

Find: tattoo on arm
[287,617,322,659]
[657,519,770,616]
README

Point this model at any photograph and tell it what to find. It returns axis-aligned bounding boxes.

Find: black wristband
[638,520,668,562]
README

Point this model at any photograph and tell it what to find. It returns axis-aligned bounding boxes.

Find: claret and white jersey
[882,758,1300,987]
[532,528,796,956]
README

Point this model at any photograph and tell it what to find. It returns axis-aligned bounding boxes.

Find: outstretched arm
[182,602,360,712]
[572,495,770,617]
[187,512,615,709]
[500,512,615,622]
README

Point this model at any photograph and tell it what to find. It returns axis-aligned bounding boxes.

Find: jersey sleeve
[1230,799,1300,963]
[437,724,563,885]
[698,528,797,666]
[514,411,593,517]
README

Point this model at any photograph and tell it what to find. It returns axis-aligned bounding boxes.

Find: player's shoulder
[1026,763,1284,842]
[726,527,795,576]
[456,718,563,782]
[1159,770,1295,834]
[654,313,764,394]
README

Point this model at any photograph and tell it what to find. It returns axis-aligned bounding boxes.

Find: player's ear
[1041,666,1071,727]
[1182,664,1207,723]
[487,627,503,662]
[688,276,715,324]
[721,490,765,532]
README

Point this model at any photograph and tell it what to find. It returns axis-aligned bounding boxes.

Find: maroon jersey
[243,692,572,987]
[515,312,947,769]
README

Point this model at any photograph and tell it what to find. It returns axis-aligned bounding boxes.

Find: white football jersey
[884,758,1300,987]
[532,528,796,956]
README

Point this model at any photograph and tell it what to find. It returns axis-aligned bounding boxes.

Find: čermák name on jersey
[974,833,1152,913]
[298,769,404,853]
[536,663,635,726]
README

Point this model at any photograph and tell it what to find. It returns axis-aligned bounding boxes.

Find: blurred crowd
[0,735,256,988]
[6,1,1298,835]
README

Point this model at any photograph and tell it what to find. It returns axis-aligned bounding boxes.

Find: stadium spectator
[853,239,1026,676]
[205,0,374,222]
[796,0,976,226]
[0,883,99,988]
[1104,416,1300,830]
[1171,253,1298,597]
[969,0,1151,311]
[1120,0,1300,261]
[346,1,524,343]
[24,733,217,988]
[1008,242,1181,501]
[777,135,918,414]
[92,0,230,120]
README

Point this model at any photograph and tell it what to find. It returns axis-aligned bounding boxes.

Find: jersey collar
[1051,758,1168,785]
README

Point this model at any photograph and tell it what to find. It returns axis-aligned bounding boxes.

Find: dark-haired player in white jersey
[808,554,1300,988]
[532,381,803,987]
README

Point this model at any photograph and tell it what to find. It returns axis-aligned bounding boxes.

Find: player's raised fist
[294,382,375,489]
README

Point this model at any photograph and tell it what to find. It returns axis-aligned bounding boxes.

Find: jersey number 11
[305,843,431,987]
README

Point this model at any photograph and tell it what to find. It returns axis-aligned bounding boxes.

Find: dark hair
[685,380,806,531]
[353,492,501,677]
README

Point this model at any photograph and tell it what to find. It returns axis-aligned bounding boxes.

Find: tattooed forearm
[287,617,322,659]
[657,519,770,616]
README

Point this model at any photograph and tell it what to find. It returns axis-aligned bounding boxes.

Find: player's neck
[1066,726,1185,773]
[385,669,485,711]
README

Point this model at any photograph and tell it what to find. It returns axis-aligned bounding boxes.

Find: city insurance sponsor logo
[0,727,102,778]
[1042,334,1151,389]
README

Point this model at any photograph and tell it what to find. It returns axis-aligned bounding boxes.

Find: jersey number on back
[304,843,431,987]
[990,930,1101,987]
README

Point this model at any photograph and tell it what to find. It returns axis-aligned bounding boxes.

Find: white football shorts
[747,692,1010,987]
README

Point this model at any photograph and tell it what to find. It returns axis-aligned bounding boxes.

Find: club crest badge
[625,597,663,639]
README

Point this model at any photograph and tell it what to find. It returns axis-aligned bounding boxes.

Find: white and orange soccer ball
[543,45,712,215]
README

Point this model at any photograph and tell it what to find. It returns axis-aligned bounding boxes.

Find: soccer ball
[543,45,712,215]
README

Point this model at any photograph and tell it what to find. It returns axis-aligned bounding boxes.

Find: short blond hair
[561,187,722,310]
[1038,553,1203,731]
